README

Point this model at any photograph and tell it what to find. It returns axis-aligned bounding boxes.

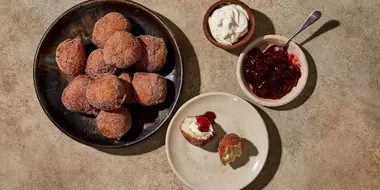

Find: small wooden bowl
[203,0,255,50]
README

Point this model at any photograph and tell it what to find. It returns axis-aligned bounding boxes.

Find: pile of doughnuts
[57,12,168,139]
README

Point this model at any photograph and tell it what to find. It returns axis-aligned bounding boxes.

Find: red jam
[203,111,216,124]
[242,46,301,99]
[194,111,216,132]
[195,116,211,132]
[288,53,295,62]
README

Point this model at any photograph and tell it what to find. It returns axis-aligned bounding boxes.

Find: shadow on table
[96,14,201,156]
[230,138,258,170]
[226,9,275,56]
[158,13,201,105]
[244,104,282,190]
[300,20,340,46]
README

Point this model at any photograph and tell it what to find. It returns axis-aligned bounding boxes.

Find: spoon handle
[285,11,322,45]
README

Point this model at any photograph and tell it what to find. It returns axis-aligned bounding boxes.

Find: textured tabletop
[0,0,379,189]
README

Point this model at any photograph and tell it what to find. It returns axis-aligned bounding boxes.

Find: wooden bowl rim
[203,0,256,50]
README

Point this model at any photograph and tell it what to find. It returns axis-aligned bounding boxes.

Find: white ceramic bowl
[166,92,268,190]
[237,35,308,107]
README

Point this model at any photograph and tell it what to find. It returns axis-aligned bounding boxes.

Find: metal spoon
[274,11,322,51]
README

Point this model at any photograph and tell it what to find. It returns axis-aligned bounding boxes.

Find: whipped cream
[208,4,249,45]
[189,121,214,138]
[181,117,214,139]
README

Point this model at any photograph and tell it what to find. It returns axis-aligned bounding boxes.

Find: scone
[96,108,132,139]
[85,49,117,78]
[132,72,167,106]
[180,116,215,146]
[86,74,126,110]
[103,31,142,69]
[136,35,168,72]
[92,12,133,48]
[56,36,86,76]
[218,133,243,165]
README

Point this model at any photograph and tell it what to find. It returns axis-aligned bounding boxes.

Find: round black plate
[33,0,183,149]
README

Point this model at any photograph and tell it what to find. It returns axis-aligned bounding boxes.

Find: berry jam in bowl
[236,35,308,107]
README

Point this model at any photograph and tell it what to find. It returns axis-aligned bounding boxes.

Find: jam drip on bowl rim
[242,46,302,99]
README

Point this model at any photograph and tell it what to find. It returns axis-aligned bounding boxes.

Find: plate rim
[165,92,269,190]
[33,0,183,149]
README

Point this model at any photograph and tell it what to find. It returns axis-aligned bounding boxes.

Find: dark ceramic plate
[33,0,183,149]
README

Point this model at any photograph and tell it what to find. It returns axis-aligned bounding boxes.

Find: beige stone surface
[0,0,379,189]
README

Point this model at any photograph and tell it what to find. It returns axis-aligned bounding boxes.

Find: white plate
[166,92,268,190]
